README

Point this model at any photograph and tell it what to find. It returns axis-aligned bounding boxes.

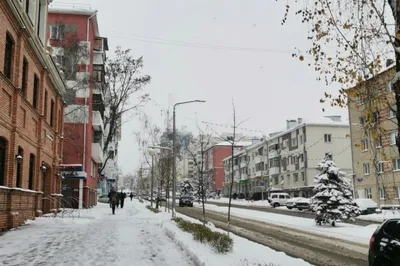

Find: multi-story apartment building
[223,116,352,198]
[48,5,107,208]
[347,67,400,206]
[205,140,253,193]
[0,0,67,231]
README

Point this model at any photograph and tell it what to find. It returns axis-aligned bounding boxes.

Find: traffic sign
[259,181,265,187]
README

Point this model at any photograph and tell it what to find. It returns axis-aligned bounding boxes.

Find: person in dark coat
[108,188,117,215]
[129,192,133,201]
[120,191,127,208]
[116,192,120,208]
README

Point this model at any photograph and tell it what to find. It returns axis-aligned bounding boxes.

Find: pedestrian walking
[120,191,126,208]
[108,188,117,215]
[116,192,120,208]
[129,192,133,201]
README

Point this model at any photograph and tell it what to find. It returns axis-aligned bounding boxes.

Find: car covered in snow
[354,198,378,215]
[286,197,311,210]
[179,195,194,207]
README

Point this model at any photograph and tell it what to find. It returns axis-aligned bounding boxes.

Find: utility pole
[151,155,154,207]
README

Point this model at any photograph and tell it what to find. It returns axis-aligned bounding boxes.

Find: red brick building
[48,6,107,208]
[205,142,251,193]
[0,0,67,231]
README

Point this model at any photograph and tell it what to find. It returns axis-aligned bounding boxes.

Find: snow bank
[207,198,271,207]
[358,209,400,222]
[156,209,312,266]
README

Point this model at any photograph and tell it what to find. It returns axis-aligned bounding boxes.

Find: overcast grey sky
[52,0,347,175]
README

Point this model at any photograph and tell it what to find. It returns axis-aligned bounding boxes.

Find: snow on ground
[195,203,377,245]
[0,201,194,266]
[161,208,313,265]
[207,198,271,207]
[357,209,400,222]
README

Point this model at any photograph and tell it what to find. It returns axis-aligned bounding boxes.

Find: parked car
[268,193,291,207]
[296,198,311,211]
[354,198,378,215]
[368,218,400,266]
[247,186,268,201]
[179,195,194,207]
[98,195,109,203]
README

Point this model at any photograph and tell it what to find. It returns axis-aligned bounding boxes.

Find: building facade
[347,67,400,206]
[0,0,67,231]
[48,5,107,208]
[223,116,352,198]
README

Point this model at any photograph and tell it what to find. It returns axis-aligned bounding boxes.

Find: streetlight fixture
[149,145,173,208]
[15,154,23,164]
[172,100,206,218]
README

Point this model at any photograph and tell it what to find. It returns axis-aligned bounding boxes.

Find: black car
[179,195,193,207]
[369,218,400,266]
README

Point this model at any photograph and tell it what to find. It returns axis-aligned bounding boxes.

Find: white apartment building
[223,116,352,198]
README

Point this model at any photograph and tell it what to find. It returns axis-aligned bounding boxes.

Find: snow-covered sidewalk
[0,200,194,266]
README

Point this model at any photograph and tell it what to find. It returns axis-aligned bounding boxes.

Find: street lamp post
[172,100,205,218]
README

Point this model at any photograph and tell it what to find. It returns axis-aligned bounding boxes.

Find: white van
[269,193,291,207]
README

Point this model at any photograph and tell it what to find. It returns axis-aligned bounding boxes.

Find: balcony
[268,150,279,158]
[255,171,263,177]
[269,166,280,176]
[93,51,105,65]
[92,143,104,164]
[92,111,104,132]
[240,161,247,168]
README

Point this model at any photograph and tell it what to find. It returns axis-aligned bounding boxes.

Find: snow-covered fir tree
[179,179,194,195]
[311,153,360,226]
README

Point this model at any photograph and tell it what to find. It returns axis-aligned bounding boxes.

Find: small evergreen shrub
[146,205,160,213]
[173,217,233,253]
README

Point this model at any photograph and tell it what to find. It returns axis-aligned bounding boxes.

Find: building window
[21,57,28,95]
[379,188,386,199]
[324,134,332,143]
[378,162,384,173]
[389,106,397,119]
[376,136,383,148]
[390,132,398,145]
[26,0,36,23]
[293,173,299,182]
[300,153,304,162]
[396,187,400,199]
[0,138,7,186]
[292,138,297,146]
[29,154,35,190]
[361,139,369,150]
[50,99,55,127]
[359,117,365,126]
[4,33,14,80]
[365,188,372,199]
[372,112,379,123]
[392,159,400,171]
[363,163,370,175]
[44,90,48,120]
[286,174,290,184]
[301,172,305,181]
[16,147,23,188]
[50,25,65,40]
[33,74,39,109]
[274,176,279,185]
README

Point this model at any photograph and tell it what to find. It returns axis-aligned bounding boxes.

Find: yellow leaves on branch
[396,33,400,40]
[343,24,352,29]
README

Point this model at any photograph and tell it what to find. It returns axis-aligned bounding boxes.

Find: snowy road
[0,201,194,266]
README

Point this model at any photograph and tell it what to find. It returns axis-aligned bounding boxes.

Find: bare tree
[100,47,151,173]
[187,128,214,225]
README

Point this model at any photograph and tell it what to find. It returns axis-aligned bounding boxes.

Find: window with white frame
[390,132,398,145]
[26,0,36,24]
[378,162,384,173]
[299,135,303,144]
[361,139,369,150]
[389,106,397,119]
[379,188,386,199]
[392,159,400,171]
[365,188,372,199]
[50,24,65,40]
[293,173,299,182]
[396,187,400,199]
[292,137,297,146]
[376,136,383,148]
[324,134,332,143]
[363,163,370,175]
[301,172,305,181]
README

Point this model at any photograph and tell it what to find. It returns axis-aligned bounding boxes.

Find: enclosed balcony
[92,111,104,132]
[92,143,104,164]
[269,166,280,176]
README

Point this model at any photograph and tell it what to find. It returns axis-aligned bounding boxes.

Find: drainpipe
[79,10,97,210]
